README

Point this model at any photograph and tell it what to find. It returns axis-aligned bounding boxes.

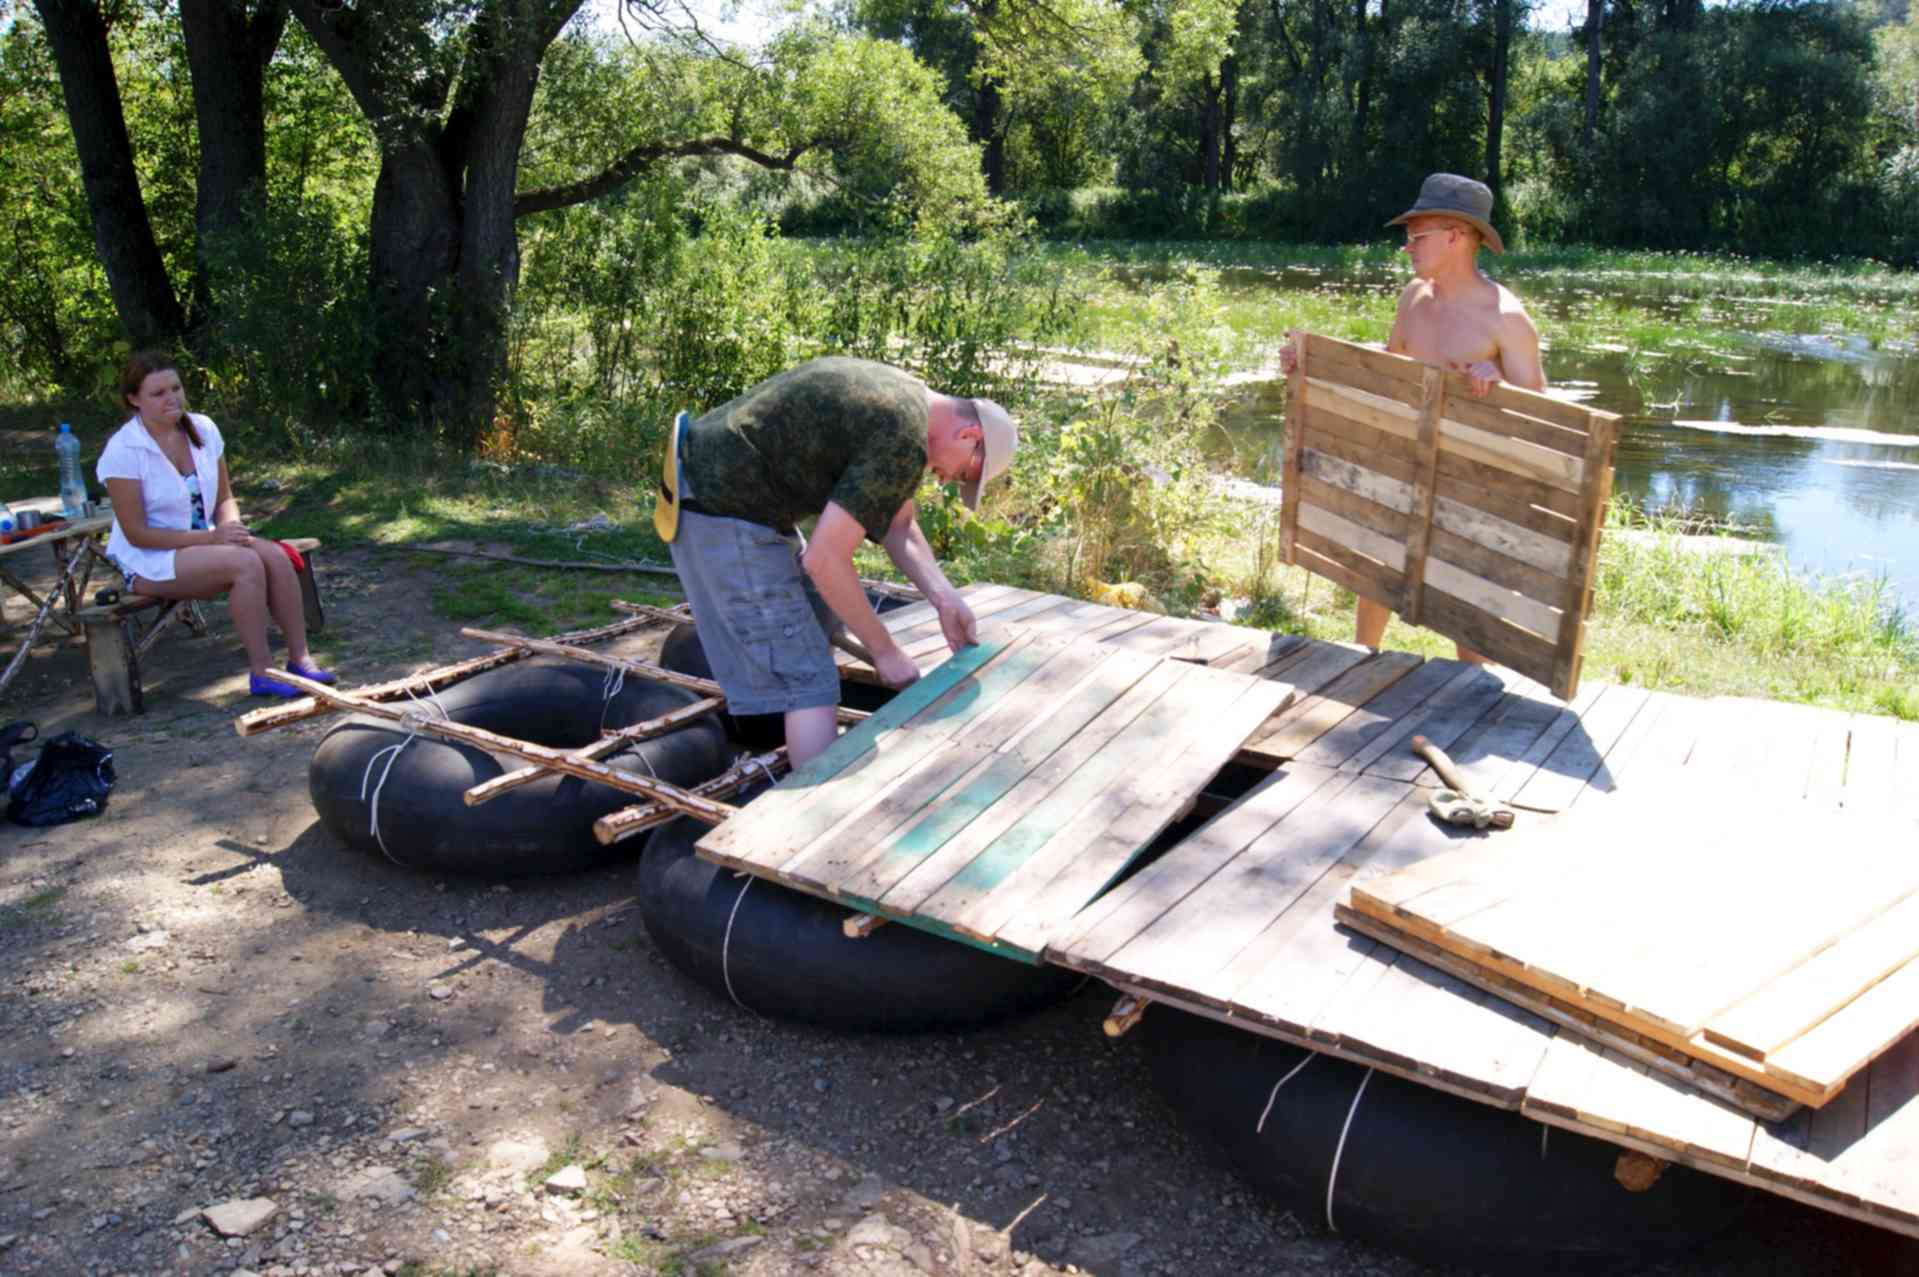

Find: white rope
[1324,1068,1374,1234]
[599,663,628,732]
[720,871,756,1012]
[358,690,452,865]
[1254,1052,1317,1135]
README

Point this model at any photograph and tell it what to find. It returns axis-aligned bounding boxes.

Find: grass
[0,886,66,929]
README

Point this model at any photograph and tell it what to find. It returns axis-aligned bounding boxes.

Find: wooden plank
[840,649,1170,909]
[1432,494,1573,576]
[1214,786,1444,1029]
[1704,893,1919,1062]
[1356,664,1514,781]
[1404,689,1563,792]
[1843,712,1903,811]
[1427,525,1576,617]
[1305,331,1425,392]
[1280,330,1307,565]
[1552,411,1618,692]
[1400,366,1445,628]
[1441,391,1594,459]
[1298,471,1413,545]
[958,669,1294,949]
[1293,526,1408,614]
[1439,415,1585,494]
[1765,952,1919,1097]
[1423,555,1565,643]
[1245,651,1423,758]
[1315,950,1554,1103]
[1251,640,1376,701]
[1298,502,1408,573]
[1484,678,1609,802]
[1434,450,1583,528]
[1093,771,1390,1000]
[1047,762,1348,965]
[1294,657,1478,768]
[768,640,1106,887]
[1506,682,1654,813]
[1303,378,1419,441]
[695,637,1034,870]
[1297,412,1420,483]
[1339,903,1802,1122]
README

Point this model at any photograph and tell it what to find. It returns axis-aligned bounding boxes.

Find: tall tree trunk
[1221,54,1239,190]
[32,0,186,349]
[1353,0,1375,151]
[1200,73,1223,190]
[1583,0,1604,151]
[443,50,542,438]
[179,0,290,329]
[1485,0,1514,206]
[974,76,1006,195]
[365,142,462,425]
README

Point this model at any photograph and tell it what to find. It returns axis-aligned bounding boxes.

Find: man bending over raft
[656,357,1018,768]
[1283,172,1545,663]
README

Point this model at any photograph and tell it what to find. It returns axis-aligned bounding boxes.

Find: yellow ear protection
[653,411,690,544]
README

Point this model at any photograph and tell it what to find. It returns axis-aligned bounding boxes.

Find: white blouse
[95,413,226,584]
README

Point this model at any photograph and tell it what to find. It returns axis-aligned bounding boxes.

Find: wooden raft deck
[705,582,1919,1236]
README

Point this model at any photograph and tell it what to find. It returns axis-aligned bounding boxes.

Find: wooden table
[0,499,115,698]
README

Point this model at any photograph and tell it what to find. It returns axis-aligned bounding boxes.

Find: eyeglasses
[1404,229,1451,248]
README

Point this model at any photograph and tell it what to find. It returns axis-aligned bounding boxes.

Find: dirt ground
[1,543,1914,1277]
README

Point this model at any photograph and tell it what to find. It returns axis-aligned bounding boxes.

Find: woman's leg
[244,540,310,666]
[133,546,273,675]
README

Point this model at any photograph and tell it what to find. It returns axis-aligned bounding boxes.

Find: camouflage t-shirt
[680,357,929,541]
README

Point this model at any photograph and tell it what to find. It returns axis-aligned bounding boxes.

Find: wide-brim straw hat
[960,398,1018,511]
[1386,173,1505,254]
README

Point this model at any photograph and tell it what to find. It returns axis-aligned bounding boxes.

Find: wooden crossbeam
[262,667,737,824]
[594,747,790,845]
[463,695,725,806]
[235,612,660,736]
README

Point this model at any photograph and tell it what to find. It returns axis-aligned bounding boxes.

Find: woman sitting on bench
[96,351,335,699]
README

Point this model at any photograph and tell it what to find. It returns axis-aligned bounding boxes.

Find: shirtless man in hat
[1284,172,1545,660]
[656,356,1018,766]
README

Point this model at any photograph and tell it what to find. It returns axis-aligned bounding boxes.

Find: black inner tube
[1142,1007,1757,1271]
[309,658,729,877]
[638,804,1081,1033]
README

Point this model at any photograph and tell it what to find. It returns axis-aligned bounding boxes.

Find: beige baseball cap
[960,397,1018,511]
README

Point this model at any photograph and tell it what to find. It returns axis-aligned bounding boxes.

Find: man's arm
[803,502,922,688]
[879,501,976,652]
[1497,305,1546,392]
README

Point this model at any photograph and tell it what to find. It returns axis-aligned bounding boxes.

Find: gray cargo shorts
[667,509,843,716]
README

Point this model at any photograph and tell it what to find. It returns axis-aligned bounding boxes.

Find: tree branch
[514,136,824,216]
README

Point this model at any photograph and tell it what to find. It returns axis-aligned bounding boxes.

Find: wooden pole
[594,748,789,845]
[401,544,679,576]
[259,667,739,824]
[463,695,724,806]
[459,626,870,726]
[1103,994,1149,1038]
[235,612,660,737]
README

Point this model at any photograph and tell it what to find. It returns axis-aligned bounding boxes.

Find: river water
[1207,263,1919,613]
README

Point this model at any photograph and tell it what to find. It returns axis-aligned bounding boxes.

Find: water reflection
[1205,270,1919,609]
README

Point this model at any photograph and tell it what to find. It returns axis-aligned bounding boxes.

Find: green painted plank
[841,650,1164,906]
[749,638,1083,881]
[695,637,1013,869]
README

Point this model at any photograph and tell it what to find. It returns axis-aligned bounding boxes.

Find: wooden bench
[76,537,325,716]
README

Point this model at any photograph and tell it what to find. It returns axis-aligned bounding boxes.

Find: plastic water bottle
[55,423,86,519]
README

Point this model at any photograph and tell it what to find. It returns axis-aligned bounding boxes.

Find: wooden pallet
[696,629,1294,961]
[1279,332,1620,700]
[1049,675,1919,1237]
[1343,792,1919,1112]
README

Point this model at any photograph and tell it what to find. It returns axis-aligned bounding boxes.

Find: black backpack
[8,730,115,828]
